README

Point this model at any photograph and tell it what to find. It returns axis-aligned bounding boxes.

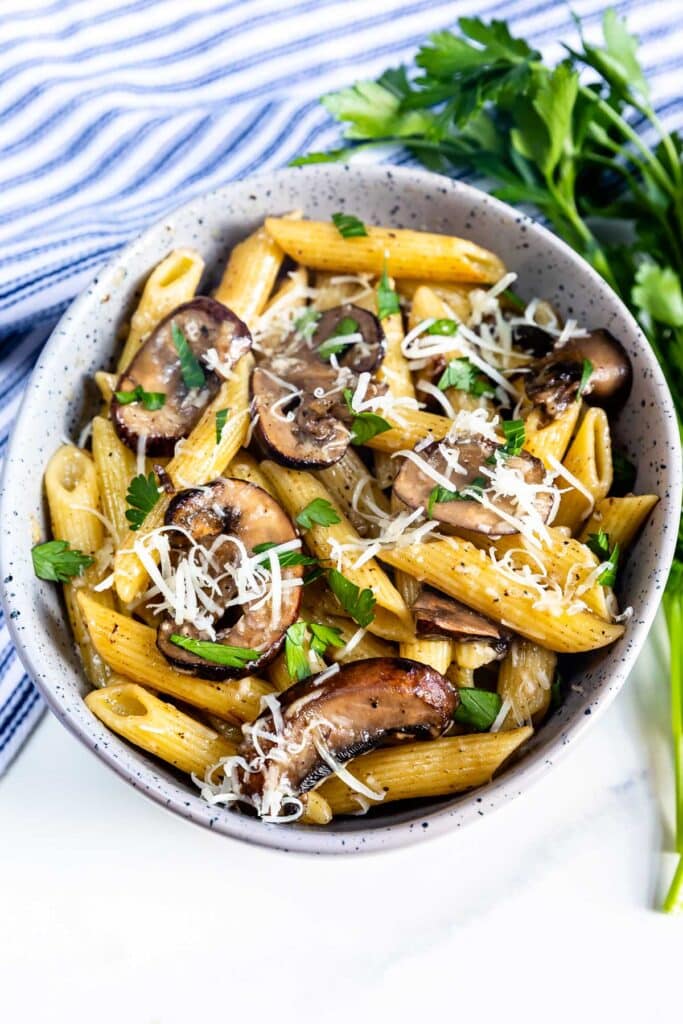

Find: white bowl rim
[2,162,680,855]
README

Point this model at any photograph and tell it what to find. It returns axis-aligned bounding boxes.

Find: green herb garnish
[586,530,620,587]
[32,540,94,583]
[294,308,322,341]
[438,356,494,396]
[578,358,594,397]
[427,477,486,517]
[309,622,345,656]
[171,322,206,390]
[252,541,318,569]
[114,385,166,411]
[551,670,564,710]
[612,452,637,495]
[318,316,360,360]
[502,288,526,312]
[125,471,160,531]
[331,212,368,238]
[453,687,502,731]
[377,264,400,320]
[169,635,259,668]
[499,419,526,457]
[285,621,311,682]
[327,568,376,627]
[296,498,342,530]
[215,408,229,444]
[426,318,459,336]
[342,388,391,445]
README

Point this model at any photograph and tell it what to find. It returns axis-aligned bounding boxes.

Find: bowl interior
[2,164,680,853]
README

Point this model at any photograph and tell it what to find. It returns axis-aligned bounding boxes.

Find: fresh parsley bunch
[296,9,683,913]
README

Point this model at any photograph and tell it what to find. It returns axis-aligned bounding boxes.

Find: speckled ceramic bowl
[2,165,680,853]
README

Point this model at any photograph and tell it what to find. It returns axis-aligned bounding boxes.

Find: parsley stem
[662,578,683,913]
[581,87,675,198]
[667,589,683,849]
[662,856,683,914]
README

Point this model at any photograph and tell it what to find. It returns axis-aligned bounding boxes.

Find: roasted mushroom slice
[393,438,553,535]
[237,658,458,808]
[251,366,351,469]
[413,588,512,648]
[310,303,386,372]
[526,328,632,420]
[511,323,555,358]
[112,297,251,456]
[156,478,302,679]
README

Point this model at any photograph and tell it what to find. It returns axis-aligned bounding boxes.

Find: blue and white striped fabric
[1,0,681,773]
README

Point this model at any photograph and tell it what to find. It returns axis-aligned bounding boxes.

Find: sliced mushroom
[238,657,458,801]
[511,323,555,359]
[526,328,632,420]
[393,438,552,535]
[310,303,385,372]
[156,478,302,679]
[413,588,512,647]
[251,366,351,469]
[112,297,251,456]
[251,302,387,469]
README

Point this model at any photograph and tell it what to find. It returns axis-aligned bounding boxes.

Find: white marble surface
[1,612,680,1022]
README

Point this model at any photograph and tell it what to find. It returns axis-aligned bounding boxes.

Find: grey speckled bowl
[2,165,680,853]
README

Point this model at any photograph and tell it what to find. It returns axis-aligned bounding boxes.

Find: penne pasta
[498,640,556,728]
[265,218,506,283]
[215,214,301,326]
[318,728,532,815]
[227,449,276,495]
[365,407,453,453]
[260,460,414,641]
[397,277,476,313]
[491,529,613,621]
[452,640,501,670]
[316,448,389,538]
[91,416,138,545]
[579,494,659,550]
[312,270,376,312]
[554,408,613,531]
[118,248,204,372]
[44,444,114,687]
[378,538,624,653]
[78,592,272,722]
[524,401,581,469]
[86,682,237,775]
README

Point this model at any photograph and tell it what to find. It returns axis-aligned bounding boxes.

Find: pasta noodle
[78,593,272,722]
[497,640,556,728]
[265,218,506,283]
[118,248,204,372]
[378,538,624,653]
[86,681,236,774]
[319,728,532,815]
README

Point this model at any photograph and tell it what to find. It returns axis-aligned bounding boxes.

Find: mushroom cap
[311,303,386,373]
[155,477,302,679]
[238,657,458,800]
[511,323,555,359]
[250,302,386,469]
[251,366,351,469]
[393,438,552,535]
[526,328,632,420]
[112,297,251,456]
[413,588,512,646]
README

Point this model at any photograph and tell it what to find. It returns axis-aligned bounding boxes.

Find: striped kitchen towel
[0,0,681,773]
